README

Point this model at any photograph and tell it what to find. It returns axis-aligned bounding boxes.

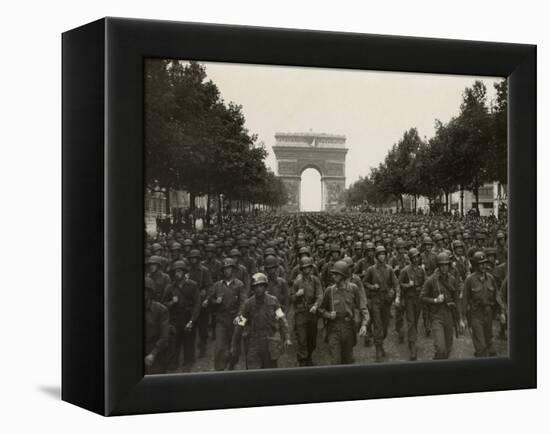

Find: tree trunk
[400,195,404,212]
[474,184,480,211]
[217,194,222,226]
[445,191,449,212]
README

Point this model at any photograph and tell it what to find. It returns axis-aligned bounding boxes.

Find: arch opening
[300,168,322,212]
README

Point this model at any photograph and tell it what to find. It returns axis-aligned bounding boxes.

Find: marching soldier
[291,257,324,366]
[144,277,170,374]
[398,248,427,360]
[146,255,171,302]
[187,249,213,358]
[420,252,463,360]
[209,258,247,370]
[390,239,410,343]
[264,255,290,312]
[231,273,292,369]
[164,260,201,372]
[363,246,399,362]
[318,260,369,365]
[463,251,503,357]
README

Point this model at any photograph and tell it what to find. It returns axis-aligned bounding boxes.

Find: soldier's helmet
[183,239,193,247]
[472,251,488,265]
[375,245,386,257]
[144,277,156,291]
[436,252,451,265]
[264,255,279,269]
[205,243,216,252]
[221,258,235,269]
[342,256,354,267]
[151,243,162,253]
[496,232,506,240]
[300,257,314,269]
[408,248,421,259]
[188,249,201,259]
[365,242,375,251]
[354,241,363,250]
[330,243,341,253]
[315,239,325,247]
[251,273,269,287]
[172,260,188,271]
[170,242,182,251]
[330,260,349,278]
[434,233,444,242]
[298,246,311,256]
[264,247,277,257]
[484,247,497,257]
[238,239,249,248]
[396,239,406,249]
[229,248,241,257]
[147,255,163,266]
[453,240,465,249]
[476,232,487,240]
[423,236,433,246]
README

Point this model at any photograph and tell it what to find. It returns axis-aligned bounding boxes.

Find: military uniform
[266,275,290,312]
[390,253,410,342]
[398,263,426,350]
[463,271,500,356]
[188,262,213,356]
[234,293,290,369]
[420,270,461,359]
[145,300,170,374]
[319,280,368,364]
[364,263,399,352]
[165,277,201,370]
[209,277,247,370]
[291,273,323,365]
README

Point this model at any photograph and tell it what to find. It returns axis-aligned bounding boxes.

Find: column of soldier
[144,212,508,374]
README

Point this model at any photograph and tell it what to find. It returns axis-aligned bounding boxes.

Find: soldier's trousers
[394,303,405,338]
[196,308,210,354]
[170,321,196,370]
[405,295,421,344]
[431,308,454,359]
[470,306,496,357]
[245,337,277,370]
[294,311,318,362]
[327,319,356,365]
[371,295,391,346]
[214,321,239,370]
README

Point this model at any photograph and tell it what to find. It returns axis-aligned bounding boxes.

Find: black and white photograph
[144,59,509,374]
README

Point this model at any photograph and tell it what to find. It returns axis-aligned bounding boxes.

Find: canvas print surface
[143,59,508,374]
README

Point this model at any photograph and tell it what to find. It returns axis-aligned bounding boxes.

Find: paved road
[187,312,508,373]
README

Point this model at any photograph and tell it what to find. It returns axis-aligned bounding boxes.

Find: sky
[193,61,502,210]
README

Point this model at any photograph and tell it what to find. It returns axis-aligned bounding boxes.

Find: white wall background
[0,0,546,431]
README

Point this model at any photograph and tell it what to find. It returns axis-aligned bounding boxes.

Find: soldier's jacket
[496,244,508,265]
[320,260,337,288]
[453,256,470,281]
[235,294,289,343]
[421,251,438,276]
[201,258,222,283]
[363,263,399,298]
[164,278,201,323]
[420,270,460,314]
[266,275,290,312]
[398,264,427,297]
[354,256,375,278]
[208,278,247,324]
[148,270,171,303]
[389,254,410,276]
[188,264,213,301]
[463,271,501,311]
[291,273,323,312]
[234,263,250,294]
[492,263,507,290]
[241,255,258,275]
[145,301,169,356]
[318,281,369,328]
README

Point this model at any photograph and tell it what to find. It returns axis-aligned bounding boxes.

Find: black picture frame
[62,17,536,416]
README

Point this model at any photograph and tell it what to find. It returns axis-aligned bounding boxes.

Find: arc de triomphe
[273,132,348,212]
